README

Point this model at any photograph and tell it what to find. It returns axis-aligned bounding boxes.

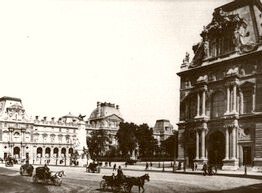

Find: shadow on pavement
[195,183,262,193]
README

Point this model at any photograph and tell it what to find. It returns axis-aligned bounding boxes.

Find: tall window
[209,33,234,58]
[13,132,21,142]
[188,94,197,119]
[243,89,253,114]
[212,91,225,118]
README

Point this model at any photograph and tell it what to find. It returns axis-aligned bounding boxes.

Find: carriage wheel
[123,183,130,193]
[54,178,62,186]
[99,179,107,190]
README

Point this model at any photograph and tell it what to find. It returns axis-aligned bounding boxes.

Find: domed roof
[89,102,123,120]
[61,112,78,119]
[60,112,79,122]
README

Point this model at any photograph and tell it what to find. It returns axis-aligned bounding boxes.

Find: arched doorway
[13,147,20,159]
[61,148,66,158]
[45,147,51,158]
[37,147,43,158]
[207,131,225,168]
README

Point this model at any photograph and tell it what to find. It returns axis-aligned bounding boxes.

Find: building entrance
[243,146,252,166]
[13,147,20,159]
[208,131,225,168]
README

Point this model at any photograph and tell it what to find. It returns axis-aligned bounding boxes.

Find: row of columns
[224,126,237,160]
[195,129,206,160]
[196,88,207,117]
[196,81,255,117]
[226,84,238,114]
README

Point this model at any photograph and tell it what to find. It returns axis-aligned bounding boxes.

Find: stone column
[239,91,243,114]
[225,128,229,160]
[233,84,237,113]
[201,90,206,117]
[226,87,230,114]
[201,129,206,159]
[195,130,199,160]
[252,89,256,112]
[196,92,200,117]
[9,129,13,155]
[232,127,236,159]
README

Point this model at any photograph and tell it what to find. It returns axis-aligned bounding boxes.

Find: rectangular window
[243,90,252,114]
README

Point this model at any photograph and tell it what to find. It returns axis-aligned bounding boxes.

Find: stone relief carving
[238,128,250,140]
[226,66,239,76]
[197,75,208,82]
[233,22,258,53]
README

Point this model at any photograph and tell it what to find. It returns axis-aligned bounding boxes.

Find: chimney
[97,102,101,117]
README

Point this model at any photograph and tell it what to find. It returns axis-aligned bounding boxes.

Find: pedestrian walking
[113,163,116,171]
[202,162,208,176]
[145,162,149,170]
[194,163,198,171]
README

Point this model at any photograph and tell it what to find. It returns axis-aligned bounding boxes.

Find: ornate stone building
[177,0,262,170]
[153,119,174,145]
[87,102,124,146]
[0,97,123,165]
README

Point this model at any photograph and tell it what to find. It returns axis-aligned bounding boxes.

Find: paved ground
[0,163,262,193]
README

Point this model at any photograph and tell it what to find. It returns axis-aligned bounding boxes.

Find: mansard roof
[216,0,262,13]
[179,0,262,73]
[0,96,22,102]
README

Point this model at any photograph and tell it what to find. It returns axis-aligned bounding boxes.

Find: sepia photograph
[0,0,262,192]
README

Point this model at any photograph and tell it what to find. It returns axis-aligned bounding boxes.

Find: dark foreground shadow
[195,183,262,193]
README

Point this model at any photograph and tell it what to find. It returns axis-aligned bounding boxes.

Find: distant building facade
[177,0,262,170]
[153,119,174,145]
[87,102,124,150]
[0,97,123,165]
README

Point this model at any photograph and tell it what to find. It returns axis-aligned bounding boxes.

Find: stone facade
[177,0,262,171]
[87,102,124,147]
[0,97,123,165]
[153,119,174,145]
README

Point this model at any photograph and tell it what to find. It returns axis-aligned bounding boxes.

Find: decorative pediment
[201,8,246,38]
[189,8,259,69]
[104,114,123,122]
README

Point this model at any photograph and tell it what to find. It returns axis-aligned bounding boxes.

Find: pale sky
[0,0,232,127]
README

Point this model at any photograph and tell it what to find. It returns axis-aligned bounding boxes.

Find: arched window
[53,148,58,158]
[37,147,43,158]
[211,91,225,118]
[61,148,66,158]
[45,147,51,157]
[13,132,21,142]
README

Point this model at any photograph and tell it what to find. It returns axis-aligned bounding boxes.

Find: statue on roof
[78,114,86,121]
[183,52,190,64]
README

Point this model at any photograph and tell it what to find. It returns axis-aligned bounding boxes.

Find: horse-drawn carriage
[33,166,65,186]
[20,162,34,176]
[100,173,150,193]
[5,157,14,167]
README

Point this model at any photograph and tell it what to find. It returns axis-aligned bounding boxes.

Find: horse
[126,174,150,193]
[54,170,65,178]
